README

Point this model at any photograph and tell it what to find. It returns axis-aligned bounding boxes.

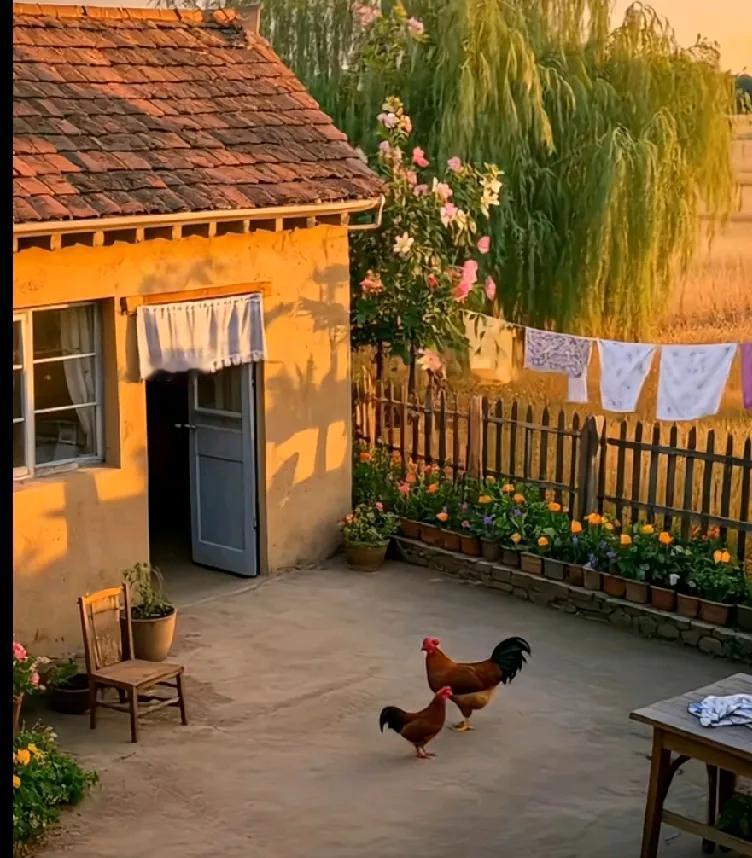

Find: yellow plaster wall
[13,226,353,654]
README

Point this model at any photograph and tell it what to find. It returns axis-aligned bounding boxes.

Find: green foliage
[44,659,79,690]
[341,502,398,544]
[262,0,736,338]
[718,792,752,842]
[13,643,48,698]
[353,443,400,506]
[13,726,97,845]
[122,563,174,620]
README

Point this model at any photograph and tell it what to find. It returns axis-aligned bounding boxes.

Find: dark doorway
[146,372,191,566]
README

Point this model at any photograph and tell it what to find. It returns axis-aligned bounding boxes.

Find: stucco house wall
[13,224,353,653]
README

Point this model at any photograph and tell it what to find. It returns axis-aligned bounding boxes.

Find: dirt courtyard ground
[30,559,746,858]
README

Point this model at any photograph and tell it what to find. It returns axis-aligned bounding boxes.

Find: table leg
[703,765,718,854]
[641,731,672,858]
[717,770,737,855]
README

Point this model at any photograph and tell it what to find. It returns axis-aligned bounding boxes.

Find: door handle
[173,423,198,430]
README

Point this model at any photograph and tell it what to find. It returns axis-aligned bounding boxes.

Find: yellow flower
[604,522,614,531]
[658,532,673,546]
[548,502,562,513]
[436,511,448,523]
[13,775,20,789]
[585,512,603,526]
[478,495,493,505]
[15,749,30,766]
[714,549,731,564]
[510,533,522,545]
[502,483,515,494]
[620,534,633,547]
[513,493,526,505]
[537,536,549,548]
[570,520,582,535]
[27,743,42,759]
[640,524,655,535]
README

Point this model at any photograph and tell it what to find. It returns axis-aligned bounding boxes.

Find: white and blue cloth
[688,694,752,728]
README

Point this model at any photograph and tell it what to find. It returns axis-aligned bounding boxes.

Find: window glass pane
[13,422,25,469]
[33,305,95,360]
[33,357,97,412]
[35,407,97,465]
[196,366,242,413]
[13,321,22,367]
[13,369,23,420]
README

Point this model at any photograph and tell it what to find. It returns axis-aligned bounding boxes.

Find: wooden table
[631,673,752,857]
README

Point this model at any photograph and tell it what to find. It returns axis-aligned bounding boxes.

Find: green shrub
[13,726,97,846]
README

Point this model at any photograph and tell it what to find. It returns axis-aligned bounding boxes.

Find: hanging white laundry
[136,294,266,380]
[463,313,514,383]
[597,340,656,413]
[656,343,737,421]
[524,327,592,403]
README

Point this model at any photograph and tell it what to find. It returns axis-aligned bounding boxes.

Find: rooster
[379,686,453,759]
[422,636,531,732]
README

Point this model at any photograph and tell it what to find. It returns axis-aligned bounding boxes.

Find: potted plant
[417,470,447,546]
[646,532,682,612]
[47,659,89,715]
[500,530,523,567]
[561,519,589,587]
[12,642,47,734]
[122,562,177,662]
[693,551,744,627]
[473,493,500,561]
[341,502,398,572]
[538,502,568,581]
[435,500,461,552]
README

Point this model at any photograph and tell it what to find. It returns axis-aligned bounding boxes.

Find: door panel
[188,364,257,576]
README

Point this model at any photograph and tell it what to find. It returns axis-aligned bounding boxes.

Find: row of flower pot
[401,518,752,631]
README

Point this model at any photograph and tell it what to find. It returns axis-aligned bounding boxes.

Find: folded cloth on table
[688,694,752,728]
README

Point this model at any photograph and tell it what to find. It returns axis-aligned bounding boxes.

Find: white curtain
[136,294,266,380]
[60,306,97,451]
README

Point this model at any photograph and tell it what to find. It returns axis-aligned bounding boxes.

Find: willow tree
[261,0,736,338]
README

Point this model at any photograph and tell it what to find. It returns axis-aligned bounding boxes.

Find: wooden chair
[78,585,187,743]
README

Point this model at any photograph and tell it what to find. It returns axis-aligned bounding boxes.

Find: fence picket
[681,428,698,542]
[539,407,550,501]
[663,424,679,531]
[701,430,716,535]
[555,411,565,506]
[631,422,644,526]
[647,424,661,522]
[569,412,580,515]
[509,400,519,481]
[740,438,751,565]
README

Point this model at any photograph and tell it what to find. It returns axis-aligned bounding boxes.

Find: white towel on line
[598,339,656,413]
[688,694,752,728]
[656,343,736,422]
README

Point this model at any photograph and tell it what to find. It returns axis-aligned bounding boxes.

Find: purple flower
[483,516,494,526]
[511,507,523,518]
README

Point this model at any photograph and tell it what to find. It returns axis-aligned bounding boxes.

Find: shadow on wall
[262,262,353,567]
[14,450,149,657]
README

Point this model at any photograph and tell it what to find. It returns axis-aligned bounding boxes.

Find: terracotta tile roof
[12,4,382,224]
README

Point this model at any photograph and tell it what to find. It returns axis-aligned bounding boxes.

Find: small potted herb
[562,520,588,588]
[693,551,743,626]
[417,473,446,546]
[122,562,177,662]
[473,493,500,561]
[341,502,398,572]
[538,502,568,581]
[47,659,89,715]
[394,477,422,540]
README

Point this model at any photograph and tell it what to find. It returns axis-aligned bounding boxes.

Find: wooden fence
[353,380,752,564]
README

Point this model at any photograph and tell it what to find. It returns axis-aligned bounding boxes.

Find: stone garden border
[394,537,752,665]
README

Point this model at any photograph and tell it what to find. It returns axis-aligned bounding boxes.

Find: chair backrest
[78,585,134,673]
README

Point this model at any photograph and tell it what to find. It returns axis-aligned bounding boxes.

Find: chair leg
[703,765,718,854]
[128,687,139,743]
[176,673,188,726]
[89,680,97,730]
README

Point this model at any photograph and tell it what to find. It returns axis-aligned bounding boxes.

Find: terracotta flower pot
[50,674,90,715]
[543,558,566,581]
[502,548,521,568]
[566,564,585,588]
[625,580,650,605]
[676,593,699,619]
[420,524,441,546]
[650,586,676,613]
[699,599,732,627]
[131,608,178,662]
[603,573,627,599]
[460,534,481,557]
[480,539,501,562]
[13,694,23,735]
[442,530,461,552]
[520,552,543,575]
[583,568,602,591]
[400,518,421,540]
[737,604,752,633]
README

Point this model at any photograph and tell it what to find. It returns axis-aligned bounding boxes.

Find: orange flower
[502,483,515,494]
[640,524,655,535]
[510,533,522,544]
[513,493,526,505]
[478,495,493,505]
[426,483,439,495]
[436,511,449,523]
[13,775,20,789]
[359,451,372,463]
[406,472,417,484]
[658,532,673,546]
[570,520,582,535]
[585,512,603,526]
[537,536,549,548]
[548,502,562,513]
[714,549,732,564]
[620,534,632,547]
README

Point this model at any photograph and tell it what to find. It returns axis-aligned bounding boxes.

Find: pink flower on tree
[453,281,471,302]
[433,180,453,201]
[405,170,418,186]
[426,273,439,289]
[413,184,428,197]
[377,112,398,129]
[353,3,380,27]
[484,276,497,301]
[407,17,424,36]
[417,348,445,376]
[447,156,462,173]
[30,671,39,687]
[412,147,429,168]
[440,203,458,226]
[360,270,384,295]
[378,140,391,154]
[461,260,478,285]
[477,235,491,254]
[13,642,27,662]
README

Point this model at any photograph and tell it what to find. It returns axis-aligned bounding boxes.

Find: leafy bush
[718,792,752,841]
[123,562,173,620]
[341,503,398,545]
[13,726,97,845]
[44,659,79,690]
[353,443,399,507]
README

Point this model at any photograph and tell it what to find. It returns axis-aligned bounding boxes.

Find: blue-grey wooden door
[188,364,258,576]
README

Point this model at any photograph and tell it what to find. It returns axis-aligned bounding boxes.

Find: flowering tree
[350,94,502,382]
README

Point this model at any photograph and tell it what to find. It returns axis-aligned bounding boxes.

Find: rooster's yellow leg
[452,719,474,732]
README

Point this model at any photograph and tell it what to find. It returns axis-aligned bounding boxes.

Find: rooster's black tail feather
[490,636,531,684]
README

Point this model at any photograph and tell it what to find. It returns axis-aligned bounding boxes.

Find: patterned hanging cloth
[656,343,737,421]
[597,340,657,413]
[523,328,592,403]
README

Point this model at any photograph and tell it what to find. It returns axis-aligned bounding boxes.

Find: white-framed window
[13,302,103,479]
